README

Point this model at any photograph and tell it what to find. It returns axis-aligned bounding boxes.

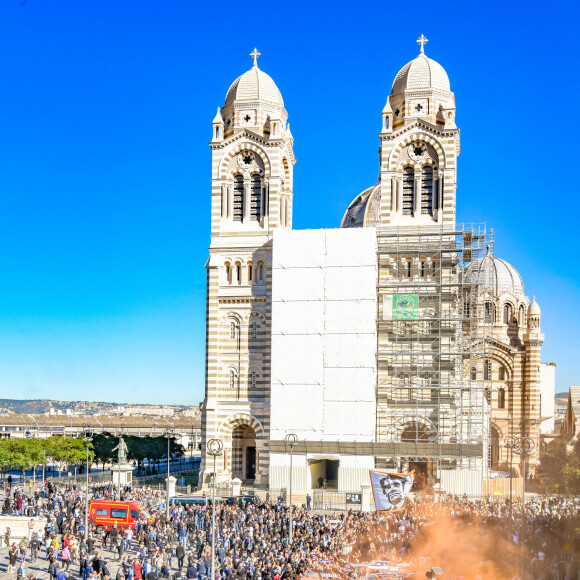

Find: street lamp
[284,433,298,546]
[82,424,94,538]
[512,436,535,505]
[504,434,535,575]
[207,439,223,580]
[163,428,175,522]
[504,435,518,538]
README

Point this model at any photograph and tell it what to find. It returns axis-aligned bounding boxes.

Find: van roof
[91,500,143,506]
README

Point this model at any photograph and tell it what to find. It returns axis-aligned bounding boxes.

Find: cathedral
[200,39,553,497]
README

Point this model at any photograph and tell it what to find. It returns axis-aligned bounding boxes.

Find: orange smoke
[402,509,520,579]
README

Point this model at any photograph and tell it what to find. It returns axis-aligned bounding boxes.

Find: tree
[91,433,116,470]
[540,440,580,495]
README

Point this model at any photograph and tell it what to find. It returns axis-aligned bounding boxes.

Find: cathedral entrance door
[246,447,256,480]
[232,424,257,483]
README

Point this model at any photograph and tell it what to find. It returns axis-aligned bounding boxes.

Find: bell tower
[201,49,295,486]
[378,36,459,227]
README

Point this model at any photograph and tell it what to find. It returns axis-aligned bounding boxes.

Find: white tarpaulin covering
[270,228,377,442]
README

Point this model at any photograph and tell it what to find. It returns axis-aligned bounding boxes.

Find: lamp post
[504,435,535,575]
[207,439,223,580]
[503,435,518,540]
[284,433,298,546]
[82,424,94,539]
[163,428,175,522]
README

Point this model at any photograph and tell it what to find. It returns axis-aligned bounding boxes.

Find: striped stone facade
[484,296,544,477]
[200,57,295,485]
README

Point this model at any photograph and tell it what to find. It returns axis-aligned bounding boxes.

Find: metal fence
[313,490,364,511]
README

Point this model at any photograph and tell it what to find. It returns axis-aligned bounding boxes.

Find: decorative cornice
[379,119,459,141]
[210,129,290,151]
[218,297,267,304]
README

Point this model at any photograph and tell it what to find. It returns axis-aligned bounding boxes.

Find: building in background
[540,363,556,434]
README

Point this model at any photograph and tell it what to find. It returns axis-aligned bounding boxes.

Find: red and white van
[88,500,151,532]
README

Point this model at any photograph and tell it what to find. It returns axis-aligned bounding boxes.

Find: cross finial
[416,34,428,54]
[250,48,261,67]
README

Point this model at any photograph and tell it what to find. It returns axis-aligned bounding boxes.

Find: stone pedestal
[361,482,372,512]
[232,478,242,497]
[166,475,177,498]
[111,463,133,487]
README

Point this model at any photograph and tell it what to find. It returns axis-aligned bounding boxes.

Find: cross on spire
[250,48,261,67]
[416,34,428,54]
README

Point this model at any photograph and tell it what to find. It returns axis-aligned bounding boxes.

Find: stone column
[361,482,372,512]
[414,168,422,215]
[232,478,242,497]
[167,475,177,497]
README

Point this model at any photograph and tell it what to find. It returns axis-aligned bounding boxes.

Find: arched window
[498,366,505,381]
[471,367,477,381]
[233,174,244,222]
[250,372,257,388]
[230,322,236,340]
[229,370,235,389]
[251,321,258,340]
[250,174,262,220]
[406,259,412,277]
[484,359,491,381]
[225,262,232,285]
[498,388,506,409]
[463,300,471,318]
[421,166,433,216]
[257,261,264,283]
[504,303,513,325]
[235,262,242,284]
[519,304,525,326]
[248,262,253,283]
[402,167,415,216]
[420,260,426,277]
[485,302,493,323]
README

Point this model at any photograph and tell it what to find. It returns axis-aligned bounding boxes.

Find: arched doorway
[232,424,257,482]
[401,422,432,491]
[401,422,431,441]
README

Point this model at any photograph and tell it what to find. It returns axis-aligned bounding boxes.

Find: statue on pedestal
[112,436,129,465]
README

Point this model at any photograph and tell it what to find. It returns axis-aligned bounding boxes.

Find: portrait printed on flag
[370,469,414,512]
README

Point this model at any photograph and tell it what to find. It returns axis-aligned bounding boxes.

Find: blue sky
[0,0,578,405]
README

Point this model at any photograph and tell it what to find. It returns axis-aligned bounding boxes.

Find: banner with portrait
[369,469,414,512]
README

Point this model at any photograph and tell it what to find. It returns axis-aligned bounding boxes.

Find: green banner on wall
[392,294,419,320]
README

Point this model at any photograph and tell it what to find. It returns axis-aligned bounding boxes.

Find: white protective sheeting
[271,228,377,443]
[439,469,483,498]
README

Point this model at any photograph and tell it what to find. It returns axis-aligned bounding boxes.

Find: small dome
[392,54,451,95]
[463,252,524,296]
[225,65,284,108]
[341,184,381,228]
[528,297,541,316]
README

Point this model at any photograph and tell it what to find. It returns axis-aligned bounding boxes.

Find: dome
[225,64,284,108]
[528,297,541,316]
[341,184,381,228]
[463,252,524,296]
[392,54,451,95]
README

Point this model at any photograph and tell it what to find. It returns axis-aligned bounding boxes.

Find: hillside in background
[0,398,190,415]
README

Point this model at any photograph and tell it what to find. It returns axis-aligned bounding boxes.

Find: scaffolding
[375,223,492,486]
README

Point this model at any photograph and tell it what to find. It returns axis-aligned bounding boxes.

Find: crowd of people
[1,478,580,580]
